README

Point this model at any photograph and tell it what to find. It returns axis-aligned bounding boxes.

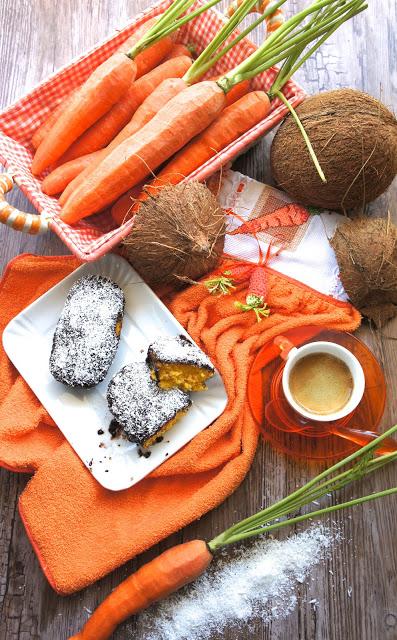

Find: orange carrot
[60,80,226,223]
[111,187,140,225]
[133,34,175,78]
[57,55,191,165]
[231,202,309,234]
[63,76,249,208]
[31,21,157,152]
[224,78,250,105]
[68,540,212,640]
[144,91,270,196]
[165,42,195,60]
[41,151,103,196]
[32,53,136,176]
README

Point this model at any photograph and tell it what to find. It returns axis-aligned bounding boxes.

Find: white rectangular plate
[2,254,227,491]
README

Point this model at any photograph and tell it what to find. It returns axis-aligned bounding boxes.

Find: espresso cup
[282,341,365,422]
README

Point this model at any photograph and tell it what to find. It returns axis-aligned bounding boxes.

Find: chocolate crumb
[97,429,104,435]
[138,447,152,459]
[109,419,122,439]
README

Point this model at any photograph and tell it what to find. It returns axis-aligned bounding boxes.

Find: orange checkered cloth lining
[0,0,305,261]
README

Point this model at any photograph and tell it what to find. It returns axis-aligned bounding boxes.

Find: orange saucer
[248,326,386,460]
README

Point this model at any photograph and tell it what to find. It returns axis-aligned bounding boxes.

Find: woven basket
[0,0,305,261]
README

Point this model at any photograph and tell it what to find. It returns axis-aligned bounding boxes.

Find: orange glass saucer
[248,326,386,461]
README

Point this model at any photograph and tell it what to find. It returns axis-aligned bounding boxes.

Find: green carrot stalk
[184,0,288,84]
[208,423,397,551]
[128,0,223,58]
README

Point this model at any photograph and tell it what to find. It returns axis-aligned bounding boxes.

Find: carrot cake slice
[147,334,215,392]
[107,361,191,447]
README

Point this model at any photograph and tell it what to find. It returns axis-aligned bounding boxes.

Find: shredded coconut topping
[147,335,214,371]
[50,275,124,387]
[134,525,338,640]
[107,361,191,445]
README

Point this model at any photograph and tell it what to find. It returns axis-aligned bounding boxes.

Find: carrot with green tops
[32,0,219,175]
[58,0,268,203]
[57,54,192,165]
[69,540,212,640]
[31,22,166,152]
[68,424,397,640]
[60,0,366,223]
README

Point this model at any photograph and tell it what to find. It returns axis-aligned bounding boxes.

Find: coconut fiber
[271,89,397,211]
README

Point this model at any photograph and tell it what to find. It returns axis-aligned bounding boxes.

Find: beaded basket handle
[0,173,50,235]
[227,0,284,31]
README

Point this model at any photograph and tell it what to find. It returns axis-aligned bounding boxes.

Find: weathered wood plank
[0,1,396,639]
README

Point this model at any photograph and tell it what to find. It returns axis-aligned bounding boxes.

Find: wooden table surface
[1,1,396,639]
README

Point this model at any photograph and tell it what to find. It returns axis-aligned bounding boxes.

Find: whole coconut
[271,89,397,211]
[331,217,397,327]
[122,182,225,287]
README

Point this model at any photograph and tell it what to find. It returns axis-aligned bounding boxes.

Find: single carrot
[203,262,254,294]
[68,540,212,640]
[31,53,137,175]
[230,202,309,234]
[110,185,143,225]
[145,91,270,196]
[224,78,250,105]
[31,21,158,151]
[165,42,195,60]
[57,55,191,165]
[41,151,104,196]
[60,81,226,223]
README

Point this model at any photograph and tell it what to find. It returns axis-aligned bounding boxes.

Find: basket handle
[0,174,50,235]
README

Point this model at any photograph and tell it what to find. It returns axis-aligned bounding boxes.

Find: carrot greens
[209,424,397,551]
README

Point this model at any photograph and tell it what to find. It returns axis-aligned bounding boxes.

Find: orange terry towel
[0,255,360,594]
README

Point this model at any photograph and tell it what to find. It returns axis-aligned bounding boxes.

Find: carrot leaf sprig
[209,424,397,551]
[204,271,236,295]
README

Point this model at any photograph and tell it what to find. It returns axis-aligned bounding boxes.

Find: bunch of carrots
[69,423,397,639]
[32,0,367,230]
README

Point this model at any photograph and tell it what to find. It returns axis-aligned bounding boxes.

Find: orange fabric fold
[0,255,360,594]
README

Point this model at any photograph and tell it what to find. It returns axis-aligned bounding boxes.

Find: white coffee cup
[282,341,365,422]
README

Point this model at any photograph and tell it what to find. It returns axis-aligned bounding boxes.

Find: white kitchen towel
[211,169,348,301]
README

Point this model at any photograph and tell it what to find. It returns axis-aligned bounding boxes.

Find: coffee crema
[288,352,353,416]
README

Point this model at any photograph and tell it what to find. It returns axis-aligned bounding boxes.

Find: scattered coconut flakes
[134,525,339,640]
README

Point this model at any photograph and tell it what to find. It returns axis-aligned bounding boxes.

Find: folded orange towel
[0,255,360,594]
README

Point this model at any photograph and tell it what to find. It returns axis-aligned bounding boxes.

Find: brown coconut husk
[271,89,397,212]
[122,182,225,287]
[331,217,397,327]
